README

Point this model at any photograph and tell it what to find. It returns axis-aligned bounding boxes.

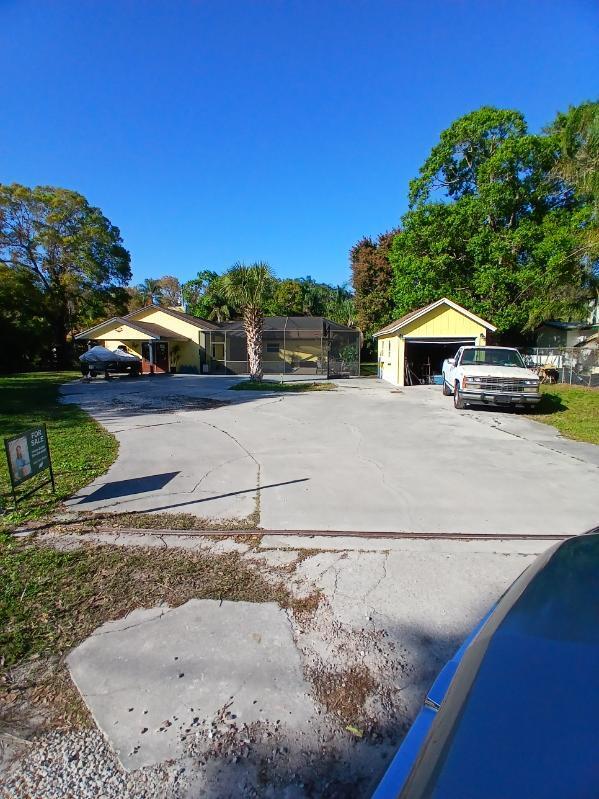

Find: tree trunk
[244,306,264,381]
[51,300,72,369]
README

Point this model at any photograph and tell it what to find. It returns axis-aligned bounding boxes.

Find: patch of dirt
[17,508,260,536]
[308,664,377,728]
[110,395,230,413]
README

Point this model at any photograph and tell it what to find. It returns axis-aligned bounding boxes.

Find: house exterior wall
[535,325,594,348]
[173,340,201,373]
[94,323,154,342]
[130,308,203,342]
[377,306,488,387]
[98,339,143,357]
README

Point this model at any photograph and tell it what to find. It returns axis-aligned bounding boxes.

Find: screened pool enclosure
[205,316,360,377]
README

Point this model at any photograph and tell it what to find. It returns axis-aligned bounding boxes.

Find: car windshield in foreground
[460,348,525,368]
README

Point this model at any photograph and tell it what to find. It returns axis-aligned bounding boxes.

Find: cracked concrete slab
[294,545,539,719]
[61,376,598,535]
[67,599,316,771]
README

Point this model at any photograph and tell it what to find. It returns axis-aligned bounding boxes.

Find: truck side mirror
[447,358,455,366]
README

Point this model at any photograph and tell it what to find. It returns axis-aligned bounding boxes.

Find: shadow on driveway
[76,472,180,503]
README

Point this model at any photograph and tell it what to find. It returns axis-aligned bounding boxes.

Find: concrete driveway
[62,375,599,535]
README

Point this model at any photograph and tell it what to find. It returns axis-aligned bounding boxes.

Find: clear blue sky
[1,1,598,287]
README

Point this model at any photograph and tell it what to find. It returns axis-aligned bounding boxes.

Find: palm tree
[222,262,274,380]
[206,277,234,323]
[136,278,163,306]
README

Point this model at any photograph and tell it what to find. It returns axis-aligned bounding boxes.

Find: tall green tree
[266,278,305,316]
[0,264,52,372]
[0,184,131,364]
[390,107,594,335]
[182,270,238,321]
[350,229,399,337]
[549,101,599,262]
[158,275,182,307]
[222,262,275,380]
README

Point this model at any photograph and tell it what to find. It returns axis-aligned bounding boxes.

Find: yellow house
[76,308,361,376]
[75,306,219,374]
[374,298,497,386]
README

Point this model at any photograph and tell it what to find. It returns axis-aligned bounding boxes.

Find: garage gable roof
[373,298,497,337]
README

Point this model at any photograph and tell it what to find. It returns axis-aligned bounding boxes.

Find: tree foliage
[389,106,596,335]
[549,101,599,261]
[0,184,131,367]
[350,229,399,339]
[182,271,356,327]
[182,270,237,322]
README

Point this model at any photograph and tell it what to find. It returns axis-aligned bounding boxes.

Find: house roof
[75,304,222,339]
[75,316,192,341]
[218,316,357,333]
[76,308,357,340]
[539,320,597,331]
[128,321,190,340]
[373,298,497,337]
[125,305,221,331]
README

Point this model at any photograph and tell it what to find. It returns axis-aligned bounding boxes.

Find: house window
[266,343,280,353]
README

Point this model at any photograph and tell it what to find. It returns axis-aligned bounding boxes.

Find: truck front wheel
[454,382,465,410]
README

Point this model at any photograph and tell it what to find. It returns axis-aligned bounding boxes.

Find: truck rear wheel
[454,382,465,409]
[442,379,452,396]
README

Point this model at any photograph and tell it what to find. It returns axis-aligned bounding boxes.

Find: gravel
[0,729,184,799]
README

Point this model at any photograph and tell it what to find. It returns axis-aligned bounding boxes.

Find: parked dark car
[372,529,599,799]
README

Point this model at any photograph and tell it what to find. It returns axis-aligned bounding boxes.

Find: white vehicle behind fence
[442,346,541,410]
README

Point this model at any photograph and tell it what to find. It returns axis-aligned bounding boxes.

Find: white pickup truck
[442,346,541,410]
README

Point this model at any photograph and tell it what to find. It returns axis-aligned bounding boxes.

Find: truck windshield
[460,348,525,367]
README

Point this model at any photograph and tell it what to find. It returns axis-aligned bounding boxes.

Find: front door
[153,342,169,373]
[140,341,169,374]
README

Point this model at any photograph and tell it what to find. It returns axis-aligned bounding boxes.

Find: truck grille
[477,378,530,393]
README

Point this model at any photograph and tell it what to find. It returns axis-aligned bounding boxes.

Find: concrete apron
[67,600,316,771]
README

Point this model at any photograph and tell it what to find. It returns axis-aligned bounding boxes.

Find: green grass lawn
[0,372,117,530]
[0,534,295,724]
[360,362,378,377]
[531,384,599,445]
[230,379,336,392]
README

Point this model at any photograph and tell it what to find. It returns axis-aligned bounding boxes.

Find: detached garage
[374,298,496,387]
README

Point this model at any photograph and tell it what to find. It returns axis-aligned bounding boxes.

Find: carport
[374,298,496,386]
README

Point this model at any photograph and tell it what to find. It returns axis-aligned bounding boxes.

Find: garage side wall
[377,334,403,386]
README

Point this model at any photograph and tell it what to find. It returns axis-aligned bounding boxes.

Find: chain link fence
[522,347,599,387]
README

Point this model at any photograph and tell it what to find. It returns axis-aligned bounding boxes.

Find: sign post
[4,425,55,509]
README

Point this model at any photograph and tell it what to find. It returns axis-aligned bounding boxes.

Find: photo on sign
[8,436,31,481]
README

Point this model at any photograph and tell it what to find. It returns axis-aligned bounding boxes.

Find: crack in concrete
[197,419,262,526]
[111,420,183,433]
[469,414,598,468]
[89,605,174,637]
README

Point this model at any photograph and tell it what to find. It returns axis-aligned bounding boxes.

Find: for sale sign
[4,426,54,506]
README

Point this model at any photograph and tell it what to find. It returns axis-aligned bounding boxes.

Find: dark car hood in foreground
[399,532,599,799]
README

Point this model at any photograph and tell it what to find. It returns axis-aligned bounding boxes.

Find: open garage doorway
[404,337,476,385]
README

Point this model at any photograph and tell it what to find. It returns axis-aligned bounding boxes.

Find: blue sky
[1,1,598,287]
